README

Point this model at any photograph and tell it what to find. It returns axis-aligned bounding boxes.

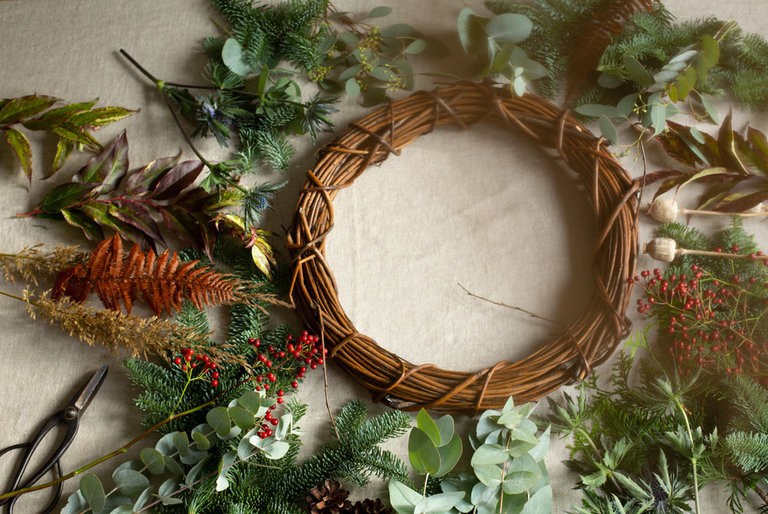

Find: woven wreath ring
[287,81,639,415]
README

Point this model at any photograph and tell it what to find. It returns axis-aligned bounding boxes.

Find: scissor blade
[71,365,108,413]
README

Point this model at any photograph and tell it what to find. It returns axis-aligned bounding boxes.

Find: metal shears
[0,365,108,513]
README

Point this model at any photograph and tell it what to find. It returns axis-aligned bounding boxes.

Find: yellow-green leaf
[3,128,33,182]
[0,95,59,125]
[50,137,75,177]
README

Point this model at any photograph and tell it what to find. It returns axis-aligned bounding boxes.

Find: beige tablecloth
[0,0,766,512]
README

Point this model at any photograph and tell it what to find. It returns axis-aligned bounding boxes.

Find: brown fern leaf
[564,0,657,106]
[52,234,252,315]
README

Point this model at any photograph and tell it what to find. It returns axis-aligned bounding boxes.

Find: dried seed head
[644,238,677,262]
[649,197,679,223]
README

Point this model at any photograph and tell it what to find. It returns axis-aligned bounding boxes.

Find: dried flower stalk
[0,245,87,285]
[19,289,247,366]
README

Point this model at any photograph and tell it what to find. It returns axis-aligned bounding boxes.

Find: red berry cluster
[173,348,219,388]
[246,330,324,439]
[631,258,768,381]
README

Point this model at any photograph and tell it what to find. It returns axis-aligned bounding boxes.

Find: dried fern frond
[565,0,657,104]
[25,289,247,365]
[0,244,87,285]
[52,235,272,315]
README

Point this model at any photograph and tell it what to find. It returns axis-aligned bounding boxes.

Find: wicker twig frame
[288,82,639,415]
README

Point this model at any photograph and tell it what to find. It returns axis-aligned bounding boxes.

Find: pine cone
[307,479,352,514]
[349,498,393,514]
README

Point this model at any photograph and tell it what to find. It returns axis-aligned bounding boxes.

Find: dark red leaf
[151,161,205,201]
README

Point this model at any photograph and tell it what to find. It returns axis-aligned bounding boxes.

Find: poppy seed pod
[648,197,679,223]
[643,237,677,262]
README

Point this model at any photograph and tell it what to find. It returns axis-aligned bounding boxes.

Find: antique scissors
[0,365,108,513]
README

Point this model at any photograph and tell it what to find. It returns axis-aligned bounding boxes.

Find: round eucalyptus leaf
[502,455,541,495]
[436,433,463,477]
[155,432,177,456]
[139,447,166,475]
[80,474,106,513]
[405,39,427,54]
[229,405,256,431]
[520,484,553,514]
[192,431,211,451]
[471,443,508,466]
[237,391,262,413]
[158,477,180,498]
[206,406,232,438]
[107,506,134,514]
[165,456,185,477]
[222,38,255,77]
[409,427,441,475]
[485,14,532,43]
[173,431,190,457]
[381,23,418,38]
[346,78,361,98]
[132,487,152,511]
[113,468,150,498]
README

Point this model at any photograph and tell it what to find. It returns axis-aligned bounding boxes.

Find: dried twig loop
[288,82,638,414]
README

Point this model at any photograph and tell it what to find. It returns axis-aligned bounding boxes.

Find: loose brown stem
[319,311,340,441]
[458,284,565,329]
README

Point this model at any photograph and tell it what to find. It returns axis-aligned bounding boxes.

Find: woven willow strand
[288,82,639,415]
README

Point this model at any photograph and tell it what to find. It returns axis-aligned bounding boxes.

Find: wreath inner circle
[288,82,639,415]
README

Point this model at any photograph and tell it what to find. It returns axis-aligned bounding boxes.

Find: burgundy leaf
[151,160,205,201]
[124,151,182,195]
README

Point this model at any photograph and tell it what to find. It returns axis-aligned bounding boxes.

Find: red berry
[174,357,182,365]
[271,418,279,426]
[291,381,299,388]
[213,372,220,379]
[277,397,284,404]
[212,379,219,387]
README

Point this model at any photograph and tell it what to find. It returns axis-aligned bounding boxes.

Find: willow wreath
[287,81,639,415]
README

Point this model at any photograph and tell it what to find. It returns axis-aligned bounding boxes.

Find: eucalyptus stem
[422,472,430,498]
[0,401,215,502]
[675,398,701,514]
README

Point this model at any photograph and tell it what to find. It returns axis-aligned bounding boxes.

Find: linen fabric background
[0,0,766,511]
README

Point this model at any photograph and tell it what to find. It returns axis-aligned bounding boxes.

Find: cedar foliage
[52,234,261,315]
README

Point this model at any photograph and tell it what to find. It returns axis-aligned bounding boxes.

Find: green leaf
[62,491,88,514]
[369,67,393,82]
[3,128,33,182]
[389,480,421,513]
[275,413,292,440]
[692,90,719,124]
[339,64,362,81]
[216,451,237,491]
[191,431,211,451]
[528,426,551,461]
[381,23,418,38]
[155,432,176,456]
[0,95,59,125]
[237,391,263,413]
[222,38,256,76]
[471,443,508,466]
[207,406,232,438]
[409,427,441,474]
[598,116,618,144]
[185,455,210,486]
[650,102,667,136]
[172,432,190,457]
[80,474,106,513]
[435,415,455,446]
[520,484,552,514]
[435,433,463,477]
[457,8,487,56]
[405,39,427,54]
[50,137,76,177]
[112,469,150,497]
[164,456,184,477]
[158,478,180,501]
[573,104,622,119]
[21,100,97,130]
[132,487,152,511]
[52,122,101,148]
[417,409,442,446]
[139,447,166,475]
[229,405,256,431]
[346,78,361,98]
[473,463,503,487]
[414,492,465,513]
[623,55,653,88]
[700,35,719,67]
[40,182,95,213]
[67,106,136,127]
[368,6,391,18]
[485,13,532,43]
[502,455,541,494]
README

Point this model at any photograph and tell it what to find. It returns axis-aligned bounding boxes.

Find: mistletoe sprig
[0,95,135,182]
